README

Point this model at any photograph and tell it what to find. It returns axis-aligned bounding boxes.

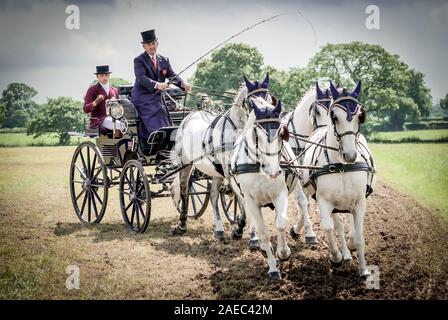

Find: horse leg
[333,213,352,261]
[352,199,370,277]
[318,199,343,266]
[291,187,317,244]
[348,213,356,252]
[232,195,246,240]
[274,190,291,261]
[248,224,261,251]
[210,177,225,240]
[247,199,280,280]
[172,165,193,236]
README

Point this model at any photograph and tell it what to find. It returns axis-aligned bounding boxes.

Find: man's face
[143,40,158,55]
[96,74,110,85]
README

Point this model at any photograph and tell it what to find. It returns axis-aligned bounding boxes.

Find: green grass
[370,143,448,216]
[371,129,448,142]
[0,133,90,147]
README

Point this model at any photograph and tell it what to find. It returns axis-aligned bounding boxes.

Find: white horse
[230,96,295,280]
[285,82,333,244]
[301,81,376,277]
[171,75,273,239]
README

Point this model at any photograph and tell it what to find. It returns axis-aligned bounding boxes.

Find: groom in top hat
[131,29,191,141]
[83,65,125,135]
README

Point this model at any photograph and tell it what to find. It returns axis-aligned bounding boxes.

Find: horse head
[248,97,287,179]
[329,80,365,163]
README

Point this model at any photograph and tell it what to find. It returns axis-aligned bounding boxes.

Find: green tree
[306,42,430,130]
[27,97,84,145]
[408,69,432,118]
[0,101,5,125]
[1,83,40,128]
[439,93,448,111]
[191,43,264,93]
[91,77,131,87]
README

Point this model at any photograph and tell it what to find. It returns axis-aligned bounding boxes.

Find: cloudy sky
[0,0,447,103]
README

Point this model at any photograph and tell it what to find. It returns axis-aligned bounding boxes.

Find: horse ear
[261,73,270,88]
[273,99,282,115]
[359,107,366,124]
[280,124,289,142]
[329,81,339,100]
[316,81,323,98]
[352,80,361,98]
[244,75,254,92]
[251,100,262,118]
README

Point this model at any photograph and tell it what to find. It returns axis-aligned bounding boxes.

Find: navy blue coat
[131,52,183,140]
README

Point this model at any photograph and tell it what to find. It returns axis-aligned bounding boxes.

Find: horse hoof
[289,227,299,240]
[305,236,318,245]
[359,269,371,279]
[330,258,344,268]
[171,225,187,236]
[267,271,282,280]
[232,228,242,240]
[215,231,225,241]
[248,239,261,251]
[276,251,291,262]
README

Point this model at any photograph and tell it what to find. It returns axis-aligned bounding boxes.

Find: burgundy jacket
[83,82,119,128]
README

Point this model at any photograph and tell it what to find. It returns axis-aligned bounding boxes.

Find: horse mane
[226,82,248,129]
[294,87,316,111]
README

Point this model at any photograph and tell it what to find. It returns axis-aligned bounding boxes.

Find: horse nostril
[261,164,265,169]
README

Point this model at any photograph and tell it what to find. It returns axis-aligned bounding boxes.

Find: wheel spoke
[87,146,91,177]
[79,149,88,173]
[87,191,92,222]
[90,190,99,218]
[125,200,133,212]
[72,180,84,184]
[190,191,198,215]
[75,189,86,202]
[90,153,97,179]
[135,202,140,229]
[194,193,204,207]
[130,203,136,226]
[193,181,207,190]
[91,187,103,206]
[136,201,146,222]
[130,167,135,191]
[74,164,87,180]
[80,191,88,216]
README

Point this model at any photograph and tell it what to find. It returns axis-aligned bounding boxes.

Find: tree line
[0,41,444,145]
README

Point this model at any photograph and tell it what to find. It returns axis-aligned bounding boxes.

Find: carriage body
[69,85,212,233]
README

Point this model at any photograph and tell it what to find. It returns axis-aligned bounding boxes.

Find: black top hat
[95,65,111,74]
[141,29,157,43]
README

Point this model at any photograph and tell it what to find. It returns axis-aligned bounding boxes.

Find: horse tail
[170,171,181,207]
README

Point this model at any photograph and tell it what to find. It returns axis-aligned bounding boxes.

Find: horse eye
[316,111,320,115]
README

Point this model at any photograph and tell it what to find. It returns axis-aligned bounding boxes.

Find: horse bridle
[329,96,365,145]
[245,118,285,164]
[309,98,332,130]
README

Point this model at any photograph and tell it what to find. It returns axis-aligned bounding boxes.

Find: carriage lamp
[109,103,124,120]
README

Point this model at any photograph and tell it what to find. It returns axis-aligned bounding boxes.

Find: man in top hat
[83,65,125,135]
[131,29,191,141]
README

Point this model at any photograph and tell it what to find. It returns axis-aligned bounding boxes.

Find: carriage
[69,86,241,233]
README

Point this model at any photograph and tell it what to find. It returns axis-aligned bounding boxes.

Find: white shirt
[100,82,110,96]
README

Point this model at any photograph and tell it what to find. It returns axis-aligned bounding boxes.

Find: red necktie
[151,55,157,69]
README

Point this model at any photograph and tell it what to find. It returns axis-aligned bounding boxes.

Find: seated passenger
[83,65,126,136]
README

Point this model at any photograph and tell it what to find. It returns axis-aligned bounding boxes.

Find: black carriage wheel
[176,177,211,219]
[220,191,242,225]
[119,160,151,233]
[70,141,109,224]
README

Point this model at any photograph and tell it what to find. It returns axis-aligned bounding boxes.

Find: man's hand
[92,94,104,107]
[182,81,191,92]
[156,82,169,91]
